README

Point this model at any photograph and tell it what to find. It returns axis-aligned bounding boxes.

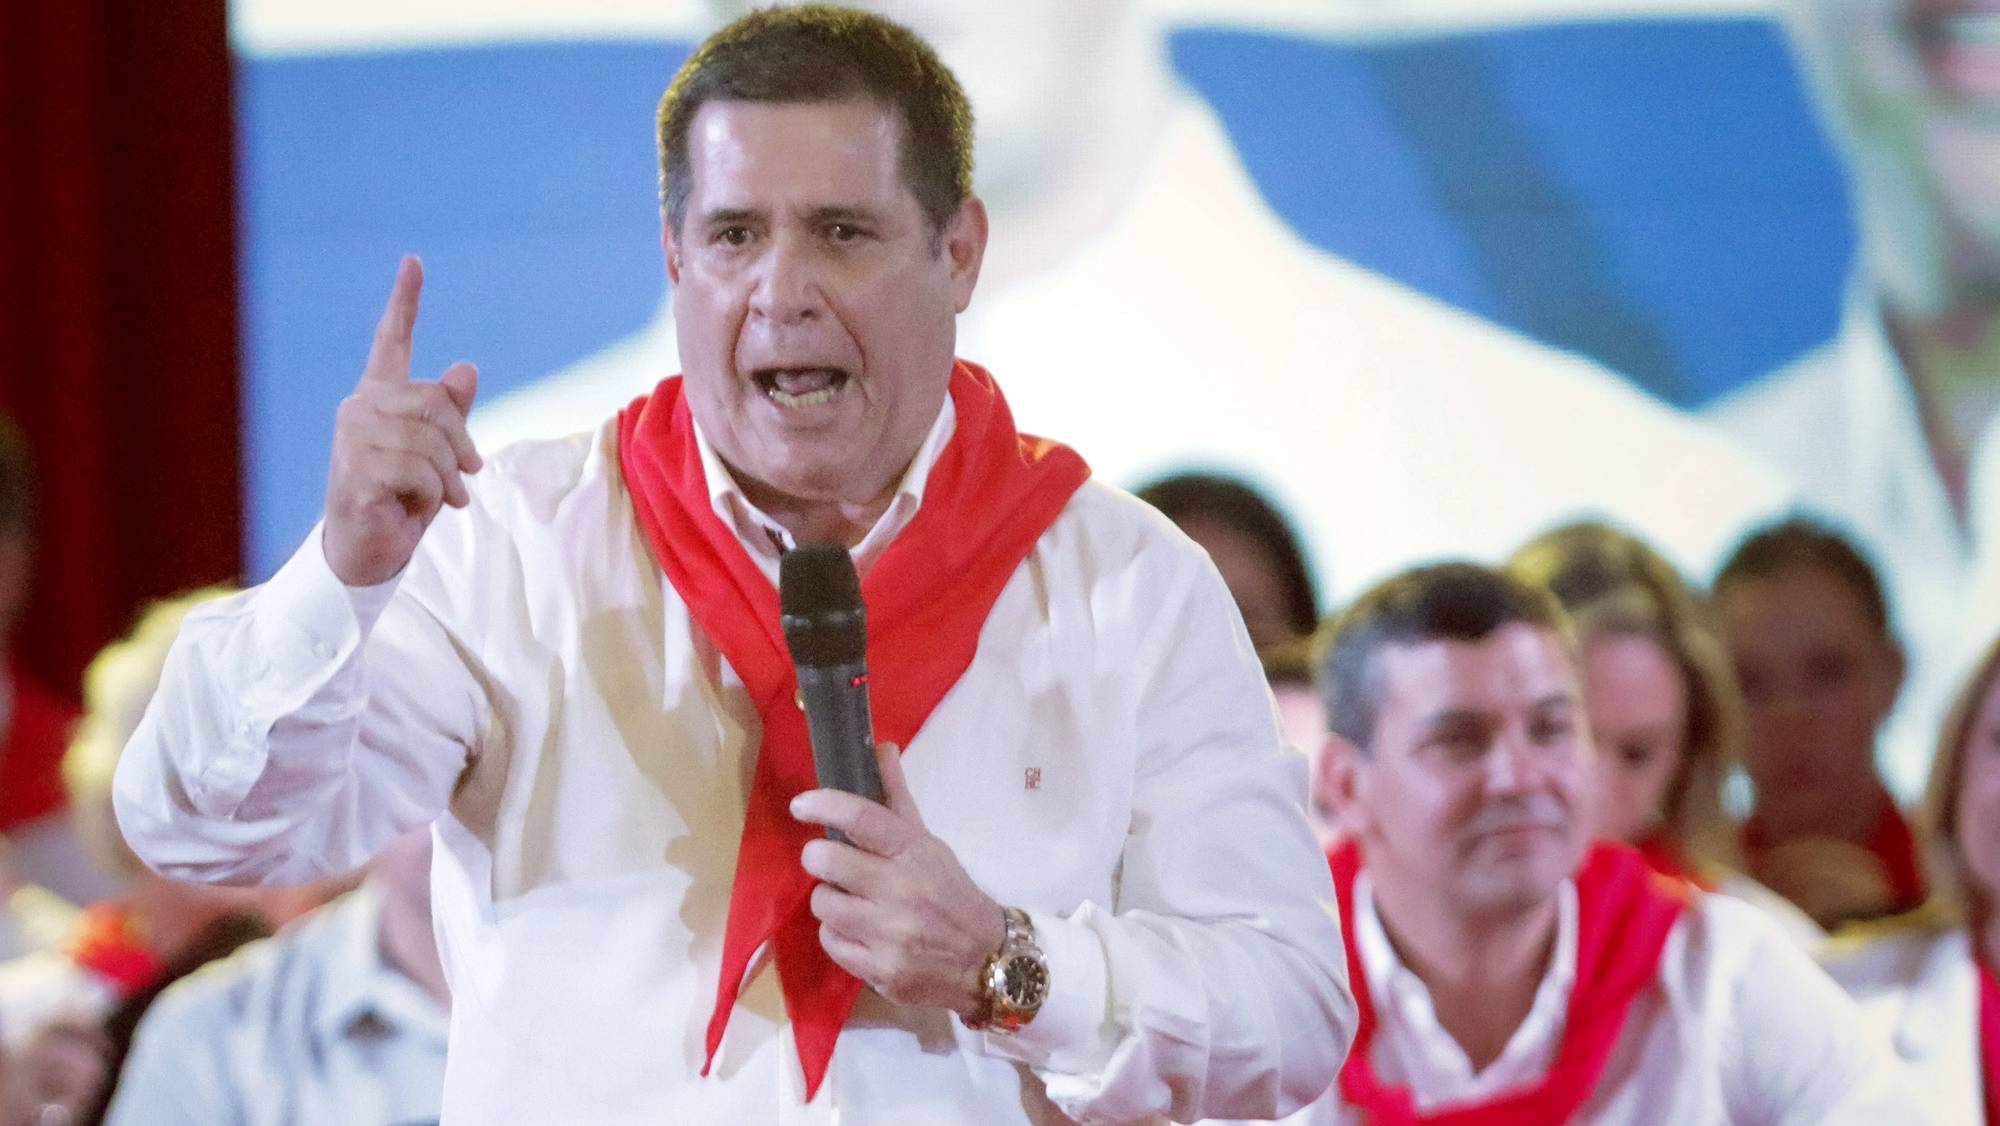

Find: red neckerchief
[1741,794,1928,913]
[0,660,77,830]
[617,360,1089,1100]
[1975,939,2000,1126]
[1631,832,1716,892]
[1867,805,1929,910]
[65,903,166,999]
[1327,839,1689,1125]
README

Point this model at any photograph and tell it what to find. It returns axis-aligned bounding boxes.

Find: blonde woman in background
[1509,521,1818,944]
[1818,633,2000,1125]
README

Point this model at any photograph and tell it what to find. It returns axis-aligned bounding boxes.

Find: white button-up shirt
[1819,920,1982,1126]
[111,399,1355,1125]
[1218,874,1926,1125]
[104,883,449,1126]
[1354,872,1579,1109]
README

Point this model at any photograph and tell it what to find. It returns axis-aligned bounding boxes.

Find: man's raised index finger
[362,255,424,385]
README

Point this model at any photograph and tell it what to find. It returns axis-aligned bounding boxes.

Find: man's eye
[1432,732,1484,760]
[715,227,753,247]
[1532,716,1575,745]
[827,223,866,242]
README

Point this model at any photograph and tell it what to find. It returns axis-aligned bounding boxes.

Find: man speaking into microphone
[109,5,1356,1123]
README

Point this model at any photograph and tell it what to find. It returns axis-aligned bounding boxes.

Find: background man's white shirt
[1819,922,1982,1126]
[1212,882,1925,1125]
[105,884,449,1126]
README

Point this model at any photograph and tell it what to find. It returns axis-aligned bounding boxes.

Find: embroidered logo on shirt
[1024,767,1042,791]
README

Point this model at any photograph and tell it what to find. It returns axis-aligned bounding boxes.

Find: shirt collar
[311,883,450,1051]
[691,392,958,580]
[1353,869,1579,1078]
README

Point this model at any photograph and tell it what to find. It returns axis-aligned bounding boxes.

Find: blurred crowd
[6,0,2000,1120]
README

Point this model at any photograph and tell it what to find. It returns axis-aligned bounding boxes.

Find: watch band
[963,906,1048,1033]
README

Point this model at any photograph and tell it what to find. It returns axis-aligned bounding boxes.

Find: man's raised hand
[322,256,484,588]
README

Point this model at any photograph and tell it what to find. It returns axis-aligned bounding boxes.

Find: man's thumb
[439,361,480,417]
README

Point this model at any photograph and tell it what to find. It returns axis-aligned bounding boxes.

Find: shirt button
[310,638,336,660]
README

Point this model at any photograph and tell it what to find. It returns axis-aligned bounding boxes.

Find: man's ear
[662,218,683,287]
[1318,732,1373,838]
[942,196,988,313]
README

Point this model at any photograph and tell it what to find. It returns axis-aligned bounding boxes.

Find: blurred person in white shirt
[104,827,447,1126]
[1819,630,2000,1126]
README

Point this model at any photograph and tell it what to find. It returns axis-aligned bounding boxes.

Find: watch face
[1002,954,1049,1008]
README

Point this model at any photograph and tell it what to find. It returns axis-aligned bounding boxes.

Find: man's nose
[749,234,827,325]
[1484,732,1540,795]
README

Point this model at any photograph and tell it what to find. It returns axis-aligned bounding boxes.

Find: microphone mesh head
[780,544,861,617]
[780,545,867,667]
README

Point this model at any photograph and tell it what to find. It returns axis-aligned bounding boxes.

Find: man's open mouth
[753,367,851,409]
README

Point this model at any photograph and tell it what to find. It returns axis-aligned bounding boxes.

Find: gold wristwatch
[963,906,1049,1033]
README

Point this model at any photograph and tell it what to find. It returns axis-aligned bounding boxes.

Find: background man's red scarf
[617,360,1089,1100]
[1327,839,1689,1124]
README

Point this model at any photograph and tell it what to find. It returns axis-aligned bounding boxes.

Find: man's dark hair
[1317,562,1571,751]
[656,5,975,239]
[0,415,35,539]
[1135,471,1320,642]
[1714,513,1892,636]
[1259,637,1316,692]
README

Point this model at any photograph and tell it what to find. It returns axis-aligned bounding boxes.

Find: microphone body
[794,660,885,807]
[780,547,887,837]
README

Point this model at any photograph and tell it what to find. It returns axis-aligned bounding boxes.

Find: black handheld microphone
[780,545,886,840]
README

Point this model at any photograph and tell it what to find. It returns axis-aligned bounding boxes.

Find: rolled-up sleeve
[113,521,486,886]
[980,541,1357,1123]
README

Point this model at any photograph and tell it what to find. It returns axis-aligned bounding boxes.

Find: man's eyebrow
[1419,707,1486,731]
[697,207,762,227]
[802,204,881,224]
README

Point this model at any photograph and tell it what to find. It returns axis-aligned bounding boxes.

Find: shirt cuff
[192,524,402,810]
[973,903,1113,1076]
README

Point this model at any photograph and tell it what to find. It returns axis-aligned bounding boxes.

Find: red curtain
[0,0,242,700]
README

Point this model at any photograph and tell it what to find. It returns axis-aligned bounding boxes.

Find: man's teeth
[769,384,841,409]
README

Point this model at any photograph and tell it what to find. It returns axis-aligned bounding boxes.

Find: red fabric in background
[0,659,79,829]
[0,1,243,700]
[1977,945,2000,1126]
